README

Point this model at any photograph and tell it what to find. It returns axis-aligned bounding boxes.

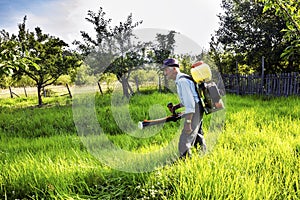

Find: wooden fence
[222,72,300,96]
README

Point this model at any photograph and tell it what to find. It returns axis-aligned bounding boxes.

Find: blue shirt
[175,72,200,114]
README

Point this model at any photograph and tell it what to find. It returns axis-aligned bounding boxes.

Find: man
[161,58,206,158]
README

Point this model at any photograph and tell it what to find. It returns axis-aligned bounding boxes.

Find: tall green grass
[0,93,299,199]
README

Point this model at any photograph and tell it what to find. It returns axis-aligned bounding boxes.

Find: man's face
[163,67,176,80]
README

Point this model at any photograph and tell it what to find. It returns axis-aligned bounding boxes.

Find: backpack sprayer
[138,61,225,129]
[190,61,224,114]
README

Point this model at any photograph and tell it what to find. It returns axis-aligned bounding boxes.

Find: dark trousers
[194,120,207,152]
[179,103,206,158]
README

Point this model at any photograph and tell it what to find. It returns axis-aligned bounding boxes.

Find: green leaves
[211,0,299,74]
[1,16,82,105]
[259,0,300,62]
[76,7,148,98]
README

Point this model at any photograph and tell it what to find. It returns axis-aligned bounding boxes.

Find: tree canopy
[260,0,300,63]
[210,0,299,74]
[1,16,82,105]
[74,7,152,98]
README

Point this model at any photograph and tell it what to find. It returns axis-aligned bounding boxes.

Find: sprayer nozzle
[138,121,144,129]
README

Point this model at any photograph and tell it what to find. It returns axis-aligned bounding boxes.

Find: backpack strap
[179,75,207,113]
[178,74,194,83]
[178,75,200,99]
[179,75,224,115]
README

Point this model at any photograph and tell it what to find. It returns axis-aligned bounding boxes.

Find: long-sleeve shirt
[175,72,200,114]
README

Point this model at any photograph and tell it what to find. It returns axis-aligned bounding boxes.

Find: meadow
[0,91,299,199]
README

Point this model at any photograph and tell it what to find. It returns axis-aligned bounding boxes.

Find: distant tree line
[1,0,299,105]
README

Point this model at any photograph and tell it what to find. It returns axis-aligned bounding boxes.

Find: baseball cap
[160,58,179,69]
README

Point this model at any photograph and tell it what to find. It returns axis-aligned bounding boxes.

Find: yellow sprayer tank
[191,61,212,83]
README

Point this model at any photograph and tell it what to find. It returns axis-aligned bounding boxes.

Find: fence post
[261,56,265,94]
[236,61,240,95]
[293,72,299,95]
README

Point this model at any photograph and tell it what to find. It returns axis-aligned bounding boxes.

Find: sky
[0,0,223,54]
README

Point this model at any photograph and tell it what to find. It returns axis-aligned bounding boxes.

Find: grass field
[0,91,299,199]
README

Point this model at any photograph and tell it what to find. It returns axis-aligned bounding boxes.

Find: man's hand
[167,102,174,114]
[184,113,193,134]
[167,103,182,114]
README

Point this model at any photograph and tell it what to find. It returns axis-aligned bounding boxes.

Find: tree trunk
[158,76,162,92]
[163,74,169,91]
[121,77,130,98]
[9,86,13,98]
[66,83,72,98]
[134,76,140,94]
[24,86,27,97]
[97,81,103,95]
[127,80,134,96]
[37,85,43,106]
